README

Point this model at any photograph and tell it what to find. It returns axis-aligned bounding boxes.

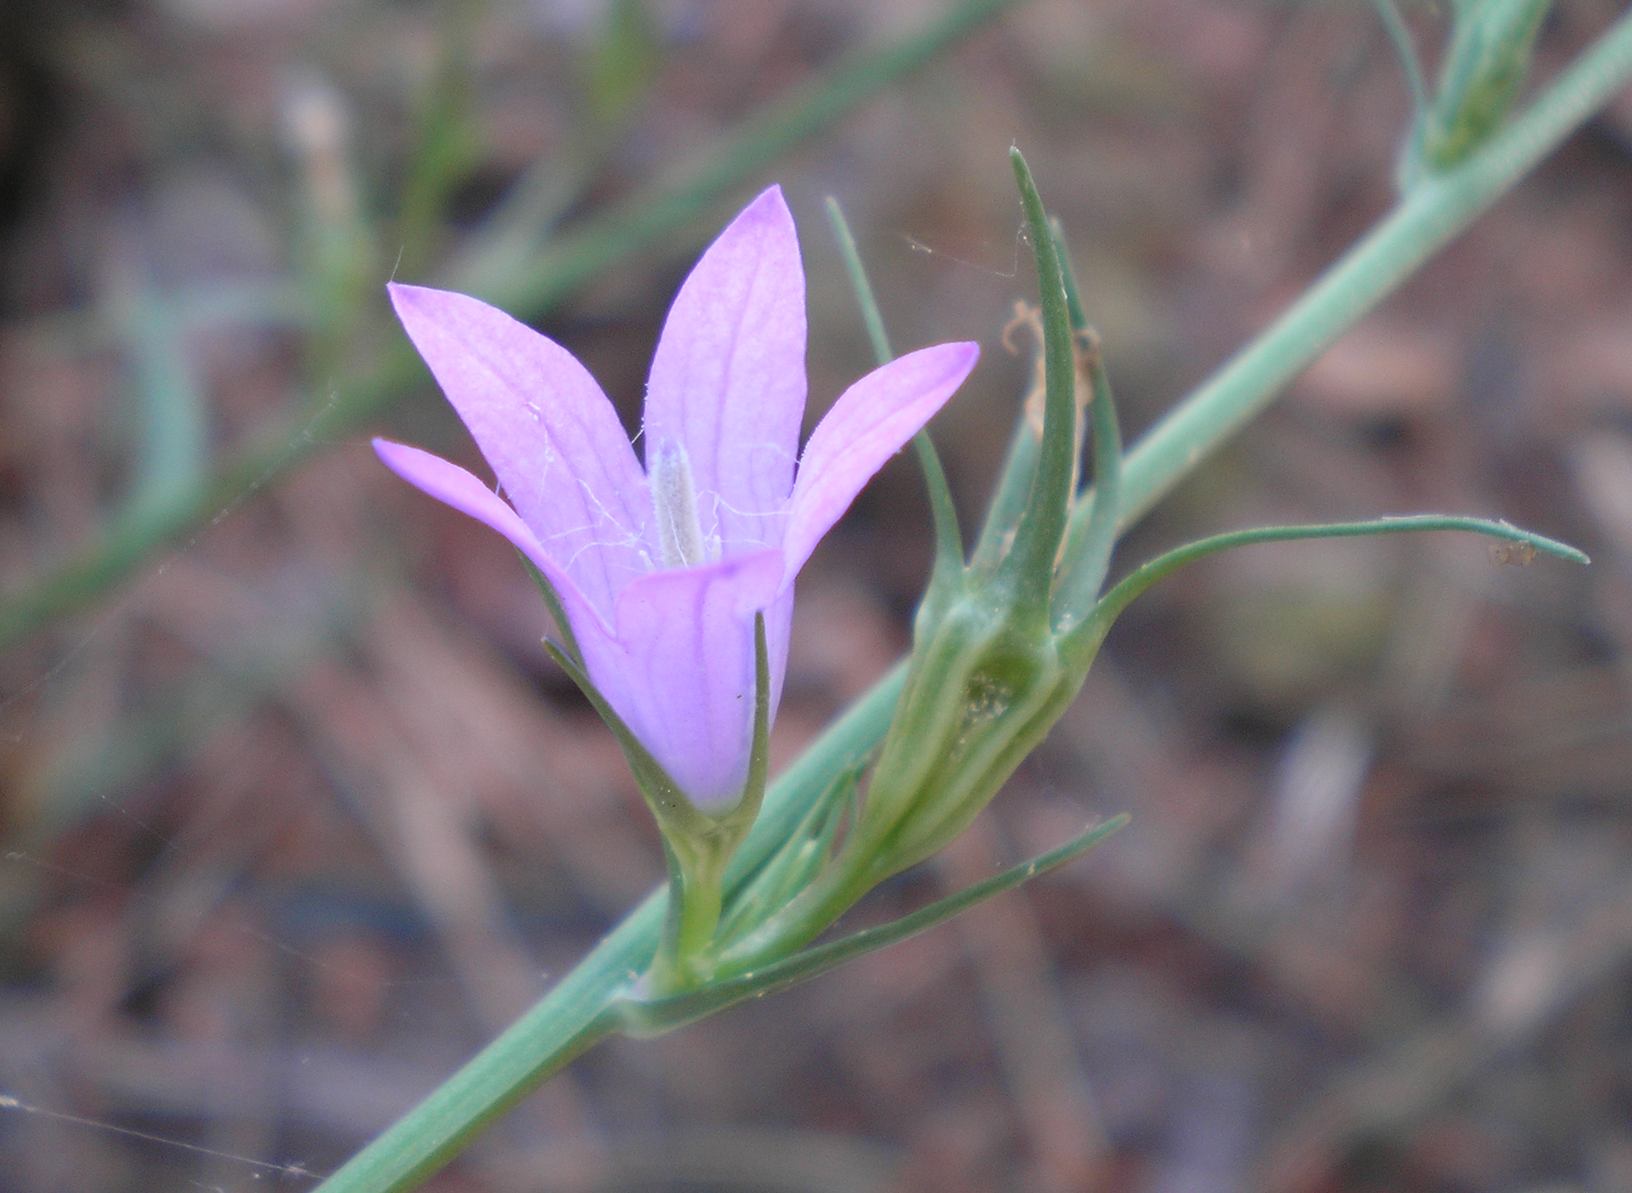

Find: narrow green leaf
[1049,215,1090,333]
[970,410,1041,575]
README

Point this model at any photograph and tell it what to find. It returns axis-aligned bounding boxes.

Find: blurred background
[3,1,1631,1190]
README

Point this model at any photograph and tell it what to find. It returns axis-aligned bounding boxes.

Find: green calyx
[836,151,1118,883]
[547,612,772,992]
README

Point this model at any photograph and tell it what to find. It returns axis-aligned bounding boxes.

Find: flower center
[650,440,711,569]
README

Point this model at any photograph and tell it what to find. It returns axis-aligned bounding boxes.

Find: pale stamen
[650,440,711,568]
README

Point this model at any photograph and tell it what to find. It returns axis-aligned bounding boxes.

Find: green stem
[0,0,1020,653]
[662,845,725,979]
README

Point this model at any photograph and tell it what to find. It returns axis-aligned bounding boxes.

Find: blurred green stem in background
[0,0,1019,651]
[312,12,1632,1193]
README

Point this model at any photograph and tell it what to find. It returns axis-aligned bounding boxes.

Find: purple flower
[375,186,978,811]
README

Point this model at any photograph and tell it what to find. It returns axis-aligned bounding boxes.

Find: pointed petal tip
[879,339,981,388]
[730,183,795,239]
[384,279,421,306]
[747,181,788,211]
[386,280,463,323]
[371,437,460,490]
[387,283,514,338]
[943,339,981,371]
[370,435,417,467]
[386,281,434,329]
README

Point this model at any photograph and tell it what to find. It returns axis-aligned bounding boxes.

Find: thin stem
[659,841,725,984]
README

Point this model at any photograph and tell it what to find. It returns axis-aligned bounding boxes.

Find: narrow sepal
[740,611,773,829]
[824,196,965,590]
[969,410,1042,575]
[997,149,1078,624]
[544,638,702,828]
[1048,218,1125,624]
[520,554,582,665]
[716,760,861,946]
[1370,0,1431,135]
[1053,333,1124,622]
[613,814,1130,1037]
